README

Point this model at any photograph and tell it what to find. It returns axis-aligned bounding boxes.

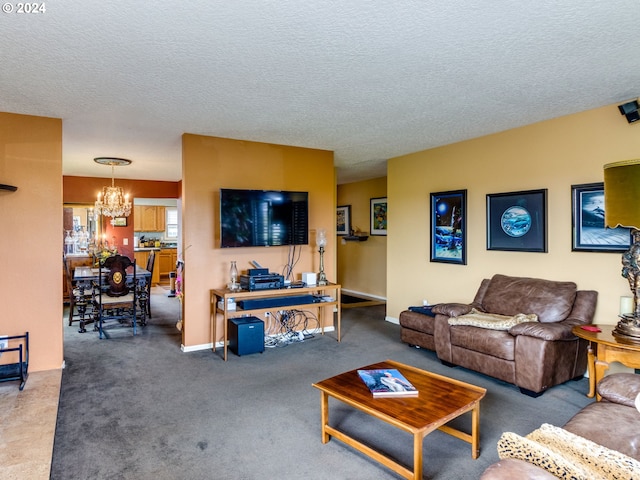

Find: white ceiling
[2,1,639,184]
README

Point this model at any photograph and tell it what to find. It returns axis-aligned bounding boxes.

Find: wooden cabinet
[134,206,166,232]
[158,248,177,281]
[134,250,161,285]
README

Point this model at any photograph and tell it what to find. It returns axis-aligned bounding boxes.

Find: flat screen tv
[220,189,309,248]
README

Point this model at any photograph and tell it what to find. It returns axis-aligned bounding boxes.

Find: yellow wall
[1,112,63,371]
[387,103,640,325]
[181,134,335,349]
[337,177,387,298]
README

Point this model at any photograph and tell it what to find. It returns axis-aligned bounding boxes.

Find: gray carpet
[51,291,593,479]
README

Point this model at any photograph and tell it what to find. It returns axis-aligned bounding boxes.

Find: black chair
[63,255,93,333]
[144,250,156,318]
[92,255,145,338]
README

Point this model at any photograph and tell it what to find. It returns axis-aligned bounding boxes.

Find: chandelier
[94,157,132,218]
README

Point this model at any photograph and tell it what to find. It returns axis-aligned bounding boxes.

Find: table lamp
[604,159,640,340]
[316,228,328,286]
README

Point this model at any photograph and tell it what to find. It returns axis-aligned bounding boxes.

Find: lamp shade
[604,159,640,229]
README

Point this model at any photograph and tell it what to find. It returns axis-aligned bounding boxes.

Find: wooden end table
[572,324,640,401]
[312,360,486,480]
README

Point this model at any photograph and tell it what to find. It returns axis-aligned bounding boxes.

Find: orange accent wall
[181,134,335,349]
[1,112,63,371]
[63,176,180,258]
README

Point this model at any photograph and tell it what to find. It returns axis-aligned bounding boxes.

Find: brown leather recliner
[400,274,598,396]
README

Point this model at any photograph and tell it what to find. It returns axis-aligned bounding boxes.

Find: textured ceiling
[1,1,640,184]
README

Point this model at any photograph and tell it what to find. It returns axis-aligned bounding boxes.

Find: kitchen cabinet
[158,248,177,281]
[134,206,166,232]
[134,250,161,285]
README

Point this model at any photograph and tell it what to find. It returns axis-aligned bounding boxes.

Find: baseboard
[341,289,387,302]
[181,342,213,353]
[385,315,399,325]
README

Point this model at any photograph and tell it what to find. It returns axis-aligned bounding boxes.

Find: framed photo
[336,205,351,236]
[430,190,467,264]
[571,182,631,252]
[112,217,127,227]
[370,197,387,236]
[487,189,547,252]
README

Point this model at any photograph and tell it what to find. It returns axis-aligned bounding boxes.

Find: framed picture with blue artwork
[487,189,547,252]
[430,190,466,264]
[571,182,631,252]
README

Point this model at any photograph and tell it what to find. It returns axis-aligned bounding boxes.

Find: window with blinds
[166,208,178,239]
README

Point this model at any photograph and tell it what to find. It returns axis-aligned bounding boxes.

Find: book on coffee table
[357,368,418,397]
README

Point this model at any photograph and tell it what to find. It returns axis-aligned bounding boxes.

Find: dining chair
[63,255,93,333]
[92,254,145,338]
[144,250,156,318]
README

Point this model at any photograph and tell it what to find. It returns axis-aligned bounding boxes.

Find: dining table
[73,265,152,283]
[72,264,152,334]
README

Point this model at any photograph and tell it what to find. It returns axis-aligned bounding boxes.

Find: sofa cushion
[399,310,435,335]
[450,326,515,360]
[480,459,557,479]
[481,274,577,323]
[448,308,538,330]
[563,401,640,460]
[597,373,640,407]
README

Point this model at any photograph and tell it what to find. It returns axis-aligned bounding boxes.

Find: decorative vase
[229,261,240,291]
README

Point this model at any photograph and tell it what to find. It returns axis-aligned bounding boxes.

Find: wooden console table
[572,324,640,401]
[210,284,341,361]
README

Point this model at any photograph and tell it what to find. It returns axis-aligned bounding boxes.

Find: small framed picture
[430,190,467,264]
[571,182,631,252]
[487,189,547,252]
[112,217,128,227]
[370,197,387,236]
[337,205,351,236]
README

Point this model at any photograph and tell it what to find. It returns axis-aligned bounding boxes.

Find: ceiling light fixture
[94,157,132,219]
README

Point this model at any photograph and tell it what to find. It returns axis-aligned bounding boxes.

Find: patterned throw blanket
[497,423,640,479]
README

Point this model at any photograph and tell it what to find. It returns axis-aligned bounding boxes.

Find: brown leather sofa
[399,274,598,396]
[481,373,640,478]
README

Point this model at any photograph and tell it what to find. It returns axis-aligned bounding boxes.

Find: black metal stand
[0,332,29,390]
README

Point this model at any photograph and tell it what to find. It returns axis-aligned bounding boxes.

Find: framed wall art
[430,189,467,264]
[370,197,387,236]
[571,182,631,252]
[112,217,128,227]
[336,205,351,236]
[487,189,547,252]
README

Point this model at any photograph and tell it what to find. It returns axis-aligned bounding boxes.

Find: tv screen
[220,189,309,248]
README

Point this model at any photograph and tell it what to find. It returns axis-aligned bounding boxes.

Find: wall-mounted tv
[220,189,309,248]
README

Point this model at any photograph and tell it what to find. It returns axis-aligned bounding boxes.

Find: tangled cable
[263,309,321,348]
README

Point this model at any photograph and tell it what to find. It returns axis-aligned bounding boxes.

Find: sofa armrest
[431,303,472,317]
[509,321,576,341]
[597,373,640,407]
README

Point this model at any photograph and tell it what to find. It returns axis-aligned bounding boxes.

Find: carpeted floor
[51,291,593,479]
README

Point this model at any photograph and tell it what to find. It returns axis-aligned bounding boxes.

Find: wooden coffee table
[312,359,486,480]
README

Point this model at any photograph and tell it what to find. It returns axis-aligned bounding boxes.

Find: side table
[572,324,640,401]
